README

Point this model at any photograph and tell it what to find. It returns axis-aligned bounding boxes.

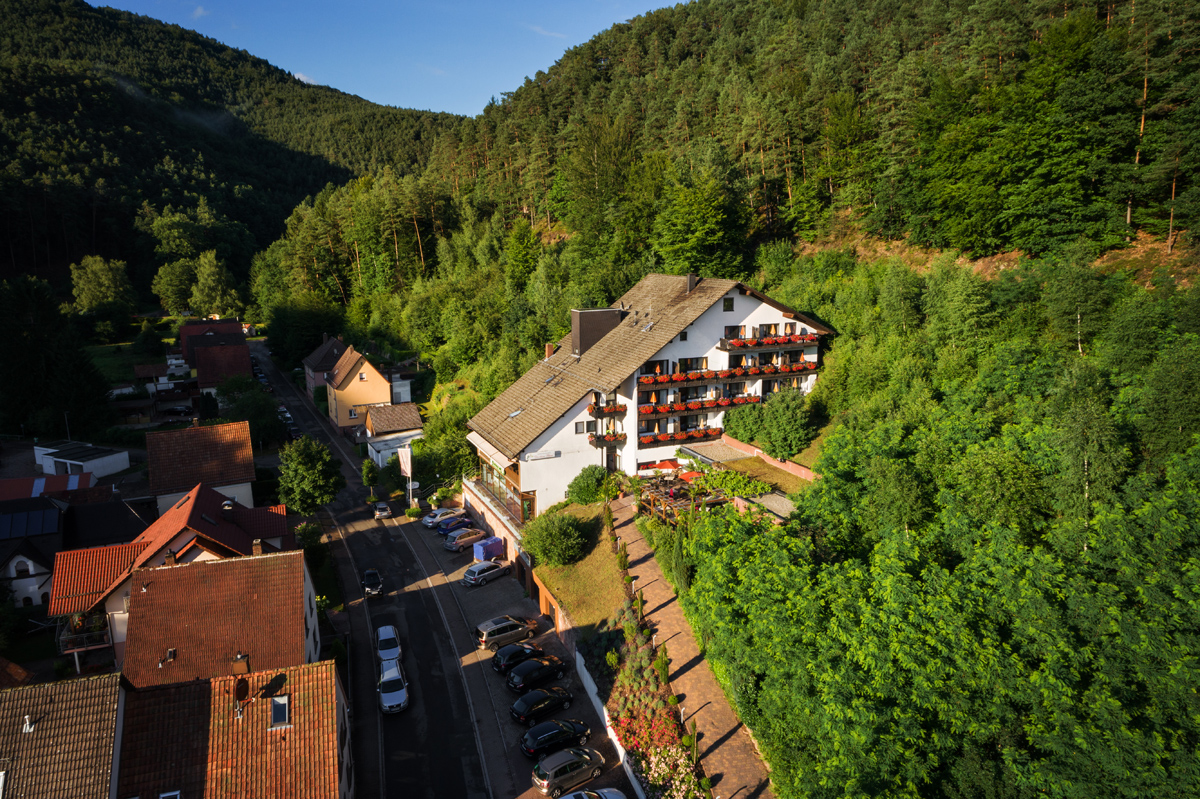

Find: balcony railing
[718,334,821,352]
[636,427,724,447]
[638,395,761,419]
[587,403,627,417]
[588,432,628,448]
[58,628,111,654]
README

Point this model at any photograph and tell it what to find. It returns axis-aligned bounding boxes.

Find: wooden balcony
[717,334,821,352]
[588,432,628,448]
[587,403,627,418]
[638,395,761,420]
[636,427,724,447]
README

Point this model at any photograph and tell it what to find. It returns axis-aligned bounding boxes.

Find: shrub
[759,387,816,459]
[521,511,586,566]
[668,695,679,706]
[723,401,764,443]
[405,507,423,518]
[606,650,620,672]
[567,464,608,505]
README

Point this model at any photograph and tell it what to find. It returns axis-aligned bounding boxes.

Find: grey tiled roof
[366,403,423,434]
[0,673,122,798]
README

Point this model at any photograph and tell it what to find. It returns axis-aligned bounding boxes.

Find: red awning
[679,471,703,483]
[642,459,679,471]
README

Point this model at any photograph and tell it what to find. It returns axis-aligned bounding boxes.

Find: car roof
[380,658,404,681]
[377,624,398,637]
[540,748,585,769]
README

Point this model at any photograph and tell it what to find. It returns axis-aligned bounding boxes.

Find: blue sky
[102,0,674,116]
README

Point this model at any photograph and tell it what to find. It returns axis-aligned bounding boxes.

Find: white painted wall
[367,432,423,469]
[155,482,253,516]
[8,557,51,607]
[520,394,605,509]
[36,448,130,478]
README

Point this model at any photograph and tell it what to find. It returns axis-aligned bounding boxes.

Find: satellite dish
[235,678,250,703]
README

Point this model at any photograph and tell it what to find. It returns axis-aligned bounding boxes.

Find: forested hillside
[0,0,460,286]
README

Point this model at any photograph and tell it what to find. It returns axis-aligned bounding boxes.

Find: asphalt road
[251,342,633,799]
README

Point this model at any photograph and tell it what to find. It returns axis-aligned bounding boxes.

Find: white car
[375,624,402,661]
[373,502,392,520]
[444,527,487,553]
[378,658,409,713]
[421,508,462,529]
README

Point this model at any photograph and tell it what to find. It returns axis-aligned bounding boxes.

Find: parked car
[520,719,592,760]
[437,515,472,535]
[421,508,461,528]
[373,502,392,520]
[558,789,626,799]
[510,686,573,727]
[375,624,402,661]
[444,527,486,553]
[462,559,512,587]
[378,658,409,713]
[491,642,545,675]
[164,406,192,416]
[476,615,537,651]
[507,656,567,693]
[361,568,383,596]
[531,747,604,796]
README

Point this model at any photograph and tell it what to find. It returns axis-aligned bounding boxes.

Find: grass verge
[535,504,626,641]
[724,457,809,494]
[792,414,838,471]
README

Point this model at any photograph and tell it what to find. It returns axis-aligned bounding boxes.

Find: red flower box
[656,405,670,414]
[673,432,689,440]
[762,365,776,374]
[657,433,671,441]
[669,374,685,382]
[777,364,790,373]
[748,367,760,375]
[639,405,654,414]
[702,400,717,408]
[745,338,759,346]
[732,397,747,404]
[730,339,745,347]
[639,376,655,384]
[686,401,701,410]
[790,334,803,343]
[717,398,732,406]
[640,436,655,444]
[750,395,762,403]
[689,430,705,438]
[687,371,702,380]
[807,362,817,370]
[671,403,687,412]
[656,375,670,383]
[717,369,732,378]
[733,367,745,376]
[703,371,716,378]
[586,404,596,414]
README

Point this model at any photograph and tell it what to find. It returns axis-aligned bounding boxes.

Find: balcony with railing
[587,403,627,418]
[637,427,725,447]
[57,614,112,655]
[717,334,822,352]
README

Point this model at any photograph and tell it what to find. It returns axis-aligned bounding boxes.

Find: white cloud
[528,25,566,38]
[293,73,318,85]
[192,5,209,19]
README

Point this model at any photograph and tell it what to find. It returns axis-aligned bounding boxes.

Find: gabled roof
[366,402,423,435]
[0,673,122,799]
[178,320,243,364]
[302,335,348,372]
[119,662,341,799]
[469,274,832,459]
[0,474,92,501]
[328,345,383,391]
[48,485,290,616]
[146,421,255,496]
[195,343,253,389]
[121,551,308,689]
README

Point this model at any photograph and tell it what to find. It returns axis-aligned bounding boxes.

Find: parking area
[386,514,634,799]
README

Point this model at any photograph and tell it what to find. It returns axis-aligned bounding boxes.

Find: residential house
[47,484,290,667]
[364,402,424,471]
[195,339,253,395]
[178,320,244,365]
[32,441,129,478]
[464,273,831,575]
[146,420,256,515]
[121,551,320,688]
[326,345,391,430]
[303,333,348,400]
[0,497,63,607]
[118,661,353,799]
[0,673,124,799]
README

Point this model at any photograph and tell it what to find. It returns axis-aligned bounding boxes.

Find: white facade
[367,432,423,470]
[7,555,52,607]
[155,482,253,516]
[34,444,130,478]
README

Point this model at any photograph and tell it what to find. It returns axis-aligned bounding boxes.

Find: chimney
[323,332,328,343]
[252,539,263,555]
[192,417,200,428]
[164,549,176,567]
[544,343,555,360]
[221,499,235,521]
[232,651,250,674]
[571,308,624,358]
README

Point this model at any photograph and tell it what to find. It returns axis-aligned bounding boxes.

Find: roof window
[271,695,290,728]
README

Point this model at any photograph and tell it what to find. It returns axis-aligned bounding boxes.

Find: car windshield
[364,573,380,585]
[379,635,398,650]
[532,761,551,780]
[381,676,406,693]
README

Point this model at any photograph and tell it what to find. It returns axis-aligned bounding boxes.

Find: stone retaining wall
[722,434,818,481]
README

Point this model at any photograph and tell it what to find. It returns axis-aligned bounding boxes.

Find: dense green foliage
[567,464,610,505]
[667,252,1200,798]
[722,388,816,459]
[0,0,460,289]
[521,511,586,567]
[277,435,346,515]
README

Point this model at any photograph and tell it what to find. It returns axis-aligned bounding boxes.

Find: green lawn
[86,343,142,384]
[535,504,626,641]
[724,457,809,494]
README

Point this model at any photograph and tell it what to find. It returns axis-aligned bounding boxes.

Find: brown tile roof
[119,662,342,799]
[470,274,832,459]
[0,473,92,500]
[48,485,290,616]
[366,402,423,435]
[302,335,348,372]
[0,673,122,798]
[179,321,244,363]
[146,421,255,495]
[48,541,150,616]
[134,362,169,379]
[195,343,253,389]
[328,345,368,390]
[0,654,33,689]
[121,551,308,688]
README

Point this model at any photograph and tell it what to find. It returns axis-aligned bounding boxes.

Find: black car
[507,656,567,694]
[361,568,382,596]
[520,719,591,759]
[491,643,545,675]
[510,686,572,727]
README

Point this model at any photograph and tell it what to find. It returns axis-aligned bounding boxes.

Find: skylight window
[270,695,290,728]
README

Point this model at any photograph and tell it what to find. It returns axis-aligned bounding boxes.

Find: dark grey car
[530,747,605,797]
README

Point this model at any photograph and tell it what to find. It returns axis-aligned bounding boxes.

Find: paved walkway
[610,497,775,799]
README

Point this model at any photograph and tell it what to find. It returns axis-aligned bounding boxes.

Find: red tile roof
[0,473,93,501]
[195,343,253,389]
[0,673,122,798]
[48,485,290,617]
[146,421,255,496]
[122,551,308,689]
[48,541,149,616]
[179,321,243,364]
[119,662,342,799]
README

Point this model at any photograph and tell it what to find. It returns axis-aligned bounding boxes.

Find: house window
[359,372,367,381]
[159,792,182,799]
[724,325,744,339]
[785,322,796,335]
[679,331,688,342]
[271,695,290,728]
[723,297,734,312]
[14,561,29,577]
[348,408,358,419]
[574,421,597,434]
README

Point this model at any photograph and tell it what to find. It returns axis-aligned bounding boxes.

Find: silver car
[375,624,402,661]
[378,658,409,712]
[444,527,486,553]
[421,508,461,528]
[531,747,605,797]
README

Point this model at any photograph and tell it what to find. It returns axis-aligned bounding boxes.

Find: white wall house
[33,442,129,478]
[463,273,832,570]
